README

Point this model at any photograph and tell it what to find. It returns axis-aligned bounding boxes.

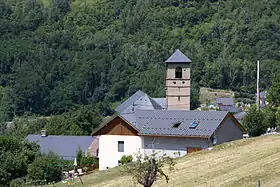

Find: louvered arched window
[175,66,182,78]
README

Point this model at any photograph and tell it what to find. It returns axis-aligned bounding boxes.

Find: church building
[92,49,246,170]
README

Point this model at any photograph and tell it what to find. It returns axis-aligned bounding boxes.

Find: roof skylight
[189,121,199,129]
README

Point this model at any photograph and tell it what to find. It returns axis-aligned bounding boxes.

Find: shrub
[120,155,133,165]
[243,105,268,136]
[27,152,63,185]
[80,155,98,167]
[0,136,39,186]
[9,177,26,187]
[76,147,83,167]
[76,147,98,168]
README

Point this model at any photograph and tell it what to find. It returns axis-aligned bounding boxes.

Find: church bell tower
[165,49,191,110]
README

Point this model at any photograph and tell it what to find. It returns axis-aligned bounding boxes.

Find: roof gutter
[138,134,209,139]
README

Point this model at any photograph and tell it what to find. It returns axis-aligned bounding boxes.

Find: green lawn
[56,135,280,187]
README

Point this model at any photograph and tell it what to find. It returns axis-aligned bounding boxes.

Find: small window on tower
[178,96,180,101]
[175,66,182,78]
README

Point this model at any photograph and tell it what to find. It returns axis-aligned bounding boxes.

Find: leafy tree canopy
[0,0,279,124]
[0,136,39,186]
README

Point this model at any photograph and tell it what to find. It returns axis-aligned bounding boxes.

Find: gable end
[92,116,138,136]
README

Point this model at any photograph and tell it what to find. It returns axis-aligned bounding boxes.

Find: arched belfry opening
[175,66,182,78]
[165,49,192,110]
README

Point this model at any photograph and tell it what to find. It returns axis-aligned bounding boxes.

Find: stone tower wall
[166,63,190,110]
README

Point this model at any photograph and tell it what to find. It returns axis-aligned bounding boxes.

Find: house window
[178,96,180,101]
[118,141,124,152]
[175,66,182,78]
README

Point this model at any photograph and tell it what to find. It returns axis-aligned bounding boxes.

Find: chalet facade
[92,49,246,170]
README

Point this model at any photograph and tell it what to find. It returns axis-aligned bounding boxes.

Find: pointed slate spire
[165,49,192,63]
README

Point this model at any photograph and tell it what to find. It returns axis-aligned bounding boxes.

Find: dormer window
[175,66,182,78]
[172,122,181,128]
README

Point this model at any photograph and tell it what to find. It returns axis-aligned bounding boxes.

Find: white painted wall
[99,135,210,170]
[99,135,143,170]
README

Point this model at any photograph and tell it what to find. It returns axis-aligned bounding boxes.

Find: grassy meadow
[56,135,280,187]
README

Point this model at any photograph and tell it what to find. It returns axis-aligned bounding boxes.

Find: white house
[93,110,245,170]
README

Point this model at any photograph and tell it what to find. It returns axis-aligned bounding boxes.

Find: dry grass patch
[57,135,280,187]
[199,87,234,104]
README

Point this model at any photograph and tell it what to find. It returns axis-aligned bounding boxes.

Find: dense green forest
[0,0,280,135]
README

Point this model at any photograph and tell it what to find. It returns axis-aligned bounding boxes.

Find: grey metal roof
[115,90,146,113]
[219,106,242,113]
[120,110,229,138]
[151,98,167,109]
[216,98,234,106]
[115,91,167,114]
[234,111,247,121]
[133,94,155,111]
[26,135,94,160]
[120,113,138,129]
[165,49,192,63]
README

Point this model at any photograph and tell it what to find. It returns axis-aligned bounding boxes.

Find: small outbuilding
[26,133,95,160]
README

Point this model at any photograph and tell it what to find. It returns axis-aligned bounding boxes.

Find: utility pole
[257,60,260,110]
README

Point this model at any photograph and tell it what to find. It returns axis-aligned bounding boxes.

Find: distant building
[216,98,234,108]
[216,98,241,113]
[93,50,246,170]
[256,91,268,108]
[234,111,247,123]
[26,132,95,160]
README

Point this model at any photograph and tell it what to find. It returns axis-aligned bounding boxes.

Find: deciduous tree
[124,152,175,187]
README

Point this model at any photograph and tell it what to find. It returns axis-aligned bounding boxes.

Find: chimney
[41,130,48,137]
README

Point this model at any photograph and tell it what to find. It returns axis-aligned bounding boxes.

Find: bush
[120,155,133,165]
[9,177,26,187]
[27,152,64,185]
[76,147,98,168]
[0,136,39,186]
[80,155,98,167]
[243,105,268,136]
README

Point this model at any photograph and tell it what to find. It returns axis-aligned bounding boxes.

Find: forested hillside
[1,0,280,135]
